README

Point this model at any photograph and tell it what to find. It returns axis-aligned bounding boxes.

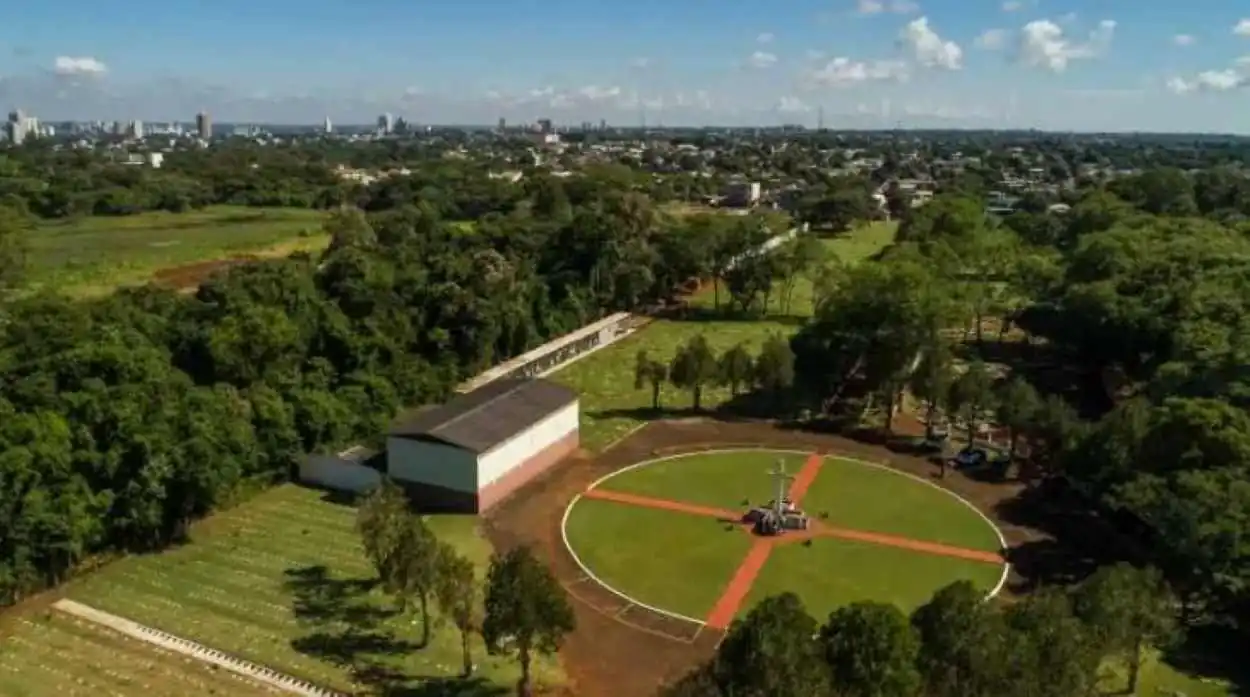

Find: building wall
[477,401,579,488]
[478,429,579,513]
[386,437,478,494]
[299,454,382,494]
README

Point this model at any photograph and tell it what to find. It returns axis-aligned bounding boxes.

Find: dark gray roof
[389,378,577,454]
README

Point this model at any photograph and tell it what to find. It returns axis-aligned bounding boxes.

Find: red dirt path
[705,542,773,629]
[581,489,739,521]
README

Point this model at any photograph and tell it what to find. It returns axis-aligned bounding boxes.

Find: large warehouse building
[385,378,580,513]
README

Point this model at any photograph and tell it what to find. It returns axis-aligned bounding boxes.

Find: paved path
[53,599,345,697]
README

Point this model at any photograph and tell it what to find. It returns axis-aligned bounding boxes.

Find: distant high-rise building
[195,111,212,139]
[377,113,393,135]
[599,118,607,131]
[129,120,145,139]
[537,118,553,134]
[497,117,506,132]
[323,116,333,134]
[5,110,33,145]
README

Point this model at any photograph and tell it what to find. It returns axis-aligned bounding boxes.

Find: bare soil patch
[483,419,1047,697]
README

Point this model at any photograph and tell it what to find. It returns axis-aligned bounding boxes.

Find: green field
[562,449,1004,621]
[552,222,898,450]
[563,499,753,619]
[0,485,561,696]
[26,206,329,296]
[0,612,281,697]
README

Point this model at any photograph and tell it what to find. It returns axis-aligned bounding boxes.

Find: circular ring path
[561,448,1010,635]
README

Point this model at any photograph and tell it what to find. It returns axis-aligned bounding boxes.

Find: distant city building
[599,118,607,131]
[129,120,145,139]
[5,110,37,145]
[377,113,394,135]
[195,111,212,139]
[497,117,506,132]
[323,116,333,134]
[537,118,553,134]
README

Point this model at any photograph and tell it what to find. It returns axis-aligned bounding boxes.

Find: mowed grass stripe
[595,451,810,512]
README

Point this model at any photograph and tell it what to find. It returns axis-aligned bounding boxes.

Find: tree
[995,376,1042,466]
[820,601,921,697]
[323,206,377,255]
[949,361,996,446]
[911,581,1005,697]
[1002,588,1101,697]
[712,593,829,697]
[910,340,956,441]
[634,349,669,410]
[0,201,30,292]
[356,481,441,647]
[1072,563,1179,694]
[753,333,795,408]
[434,543,484,677]
[482,545,575,697]
[716,342,755,396]
[669,334,719,410]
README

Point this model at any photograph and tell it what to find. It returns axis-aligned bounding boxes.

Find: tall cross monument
[768,459,795,517]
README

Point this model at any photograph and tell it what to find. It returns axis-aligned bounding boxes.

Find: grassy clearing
[552,221,898,450]
[17,484,563,695]
[0,612,281,697]
[562,498,753,619]
[596,451,809,511]
[26,206,328,297]
[802,458,1003,552]
[744,538,1003,621]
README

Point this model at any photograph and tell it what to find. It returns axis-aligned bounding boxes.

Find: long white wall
[387,437,479,494]
[477,401,579,488]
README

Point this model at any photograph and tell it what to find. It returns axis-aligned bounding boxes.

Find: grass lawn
[562,497,753,619]
[26,206,328,297]
[553,221,898,451]
[594,450,810,511]
[0,612,280,697]
[37,484,561,695]
[801,458,1003,552]
[743,537,1003,621]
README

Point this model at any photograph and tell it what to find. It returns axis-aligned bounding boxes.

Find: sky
[2,0,1250,132]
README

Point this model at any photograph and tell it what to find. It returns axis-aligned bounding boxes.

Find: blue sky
[3,0,1250,131]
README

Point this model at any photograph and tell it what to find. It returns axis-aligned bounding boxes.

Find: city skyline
[3,0,1250,132]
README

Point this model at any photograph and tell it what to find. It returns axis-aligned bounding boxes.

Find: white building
[299,378,580,513]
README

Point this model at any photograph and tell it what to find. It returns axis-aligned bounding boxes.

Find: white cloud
[577,85,623,102]
[1168,57,1250,93]
[855,0,918,16]
[1234,19,1250,36]
[776,96,812,113]
[747,50,778,68]
[1018,19,1116,72]
[757,32,774,44]
[806,49,826,61]
[53,56,107,76]
[807,57,910,86]
[629,57,651,69]
[975,29,1009,50]
[900,17,963,70]
[1001,0,1024,11]
[1173,34,1195,47]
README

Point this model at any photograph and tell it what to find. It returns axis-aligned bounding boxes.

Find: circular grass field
[562,449,1008,627]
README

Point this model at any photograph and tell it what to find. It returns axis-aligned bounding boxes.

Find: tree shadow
[655,305,808,327]
[1160,623,1250,696]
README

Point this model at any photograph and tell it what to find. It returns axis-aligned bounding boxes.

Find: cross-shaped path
[580,452,1006,630]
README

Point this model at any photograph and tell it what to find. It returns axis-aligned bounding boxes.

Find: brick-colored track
[580,488,740,521]
[582,451,1004,629]
[704,541,773,629]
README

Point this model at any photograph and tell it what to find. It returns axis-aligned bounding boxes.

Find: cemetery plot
[47,484,562,695]
[561,449,1007,629]
[0,612,280,697]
